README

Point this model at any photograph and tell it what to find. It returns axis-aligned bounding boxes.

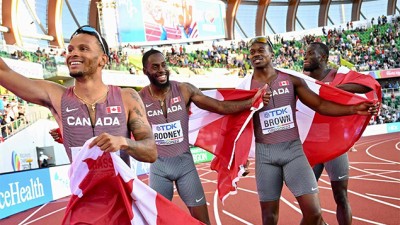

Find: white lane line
[21,207,66,225]
[350,162,397,165]
[365,139,400,164]
[280,197,301,214]
[365,169,400,172]
[222,210,253,225]
[350,166,400,182]
[365,193,400,201]
[350,177,400,183]
[18,203,48,225]
[214,190,222,225]
[319,178,400,209]
[237,187,258,195]
[292,201,387,225]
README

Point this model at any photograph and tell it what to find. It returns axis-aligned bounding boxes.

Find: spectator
[0,96,4,114]
[39,151,50,168]
[0,113,7,138]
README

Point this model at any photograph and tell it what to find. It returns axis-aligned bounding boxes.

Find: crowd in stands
[128,14,399,79]
[0,95,27,141]
[0,15,399,133]
[2,15,399,77]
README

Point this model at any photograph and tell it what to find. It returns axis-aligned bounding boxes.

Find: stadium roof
[0,0,398,49]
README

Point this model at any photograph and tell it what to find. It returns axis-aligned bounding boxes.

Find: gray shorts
[255,139,319,202]
[149,151,206,207]
[324,153,349,181]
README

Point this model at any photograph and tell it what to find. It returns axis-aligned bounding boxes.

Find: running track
[1,132,399,225]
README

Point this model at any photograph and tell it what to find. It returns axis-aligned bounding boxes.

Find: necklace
[73,86,109,111]
[149,85,169,107]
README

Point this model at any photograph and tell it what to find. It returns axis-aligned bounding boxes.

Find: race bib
[152,121,184,145]
[258,105,295,134]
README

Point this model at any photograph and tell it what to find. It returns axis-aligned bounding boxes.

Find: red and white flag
[189,89,264,202]
[106,106,122,114]
[279,80,289,86]
[171,96,181,104]
[62,137,204,225]
[188,68,380,203]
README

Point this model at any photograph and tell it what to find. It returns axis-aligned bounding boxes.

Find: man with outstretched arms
[237,36,379,225]
[140,49,268,225]
[0,25,157,164]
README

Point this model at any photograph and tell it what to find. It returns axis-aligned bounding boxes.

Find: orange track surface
[1,132,399,225]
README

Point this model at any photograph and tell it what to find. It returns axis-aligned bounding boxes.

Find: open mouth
[156,74,167,83]
[69,61,83,68]
[252,57,263,64]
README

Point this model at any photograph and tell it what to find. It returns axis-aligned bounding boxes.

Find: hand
[354,101,380,116]
[89,133,128,153]
[262,90,272,106]
[252,84,271,106]
[49,128,63,143]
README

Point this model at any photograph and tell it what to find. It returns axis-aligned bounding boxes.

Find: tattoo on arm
[130,91,141,102]
[186,82,202,96]
[133,107,143,117]
[129,116,144,129]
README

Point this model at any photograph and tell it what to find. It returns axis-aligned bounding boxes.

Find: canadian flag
[188,67,381,203]
[106,106,122,114]
[62,137,205,225]
[189,89,264,203]
[279,80,289,86]
[171,96,181,104]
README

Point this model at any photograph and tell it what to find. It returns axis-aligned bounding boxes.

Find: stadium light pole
[96,0,119,49]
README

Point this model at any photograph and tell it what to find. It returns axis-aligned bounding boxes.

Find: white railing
[0,109,50,141]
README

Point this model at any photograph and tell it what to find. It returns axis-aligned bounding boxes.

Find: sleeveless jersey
[251,71,299,144]
[61,85,130,164]
[139,81,189,157]
[320,69,337,84]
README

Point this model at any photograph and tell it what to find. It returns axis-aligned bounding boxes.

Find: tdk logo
[263,108,288,118]
[156,123,177,131]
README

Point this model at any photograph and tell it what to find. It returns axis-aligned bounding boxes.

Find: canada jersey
[61,86,129,163]
[320,69,337,84]
[139,81,189,157]
[252,71,299,144]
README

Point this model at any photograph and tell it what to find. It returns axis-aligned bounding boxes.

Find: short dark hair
[142,49,162,67]
[70,25,110,60]
[310,42,329,57]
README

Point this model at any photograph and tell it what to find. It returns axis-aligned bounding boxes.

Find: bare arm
[335,83,372,94]
[89,89,157,162]
[181,82,264,114]
[292,76,377,116]
[0,57,64,108]
[123,89,157,162]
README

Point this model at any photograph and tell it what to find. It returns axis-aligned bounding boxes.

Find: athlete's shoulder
[120,88,141,104]
[121,87,138,95]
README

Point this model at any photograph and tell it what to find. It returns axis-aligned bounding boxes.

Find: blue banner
[0,169,53,219]
[386,122,400,133]
[117,0,146,43]
[117,0,226,44]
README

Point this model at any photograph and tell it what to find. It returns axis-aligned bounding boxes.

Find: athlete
[140,49,267,225]
[304,42,381,225]
[237,36,379,225]
[0,25,157,165]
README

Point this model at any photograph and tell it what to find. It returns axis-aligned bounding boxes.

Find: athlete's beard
[148,72,170,89]
[70,71,84,78]
[303,63,319,72]
[150,77,170,89]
